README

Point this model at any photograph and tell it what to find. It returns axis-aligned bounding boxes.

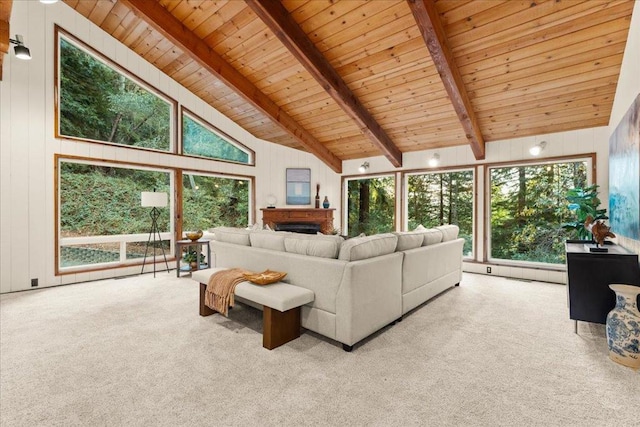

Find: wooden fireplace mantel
[261,208,335,234]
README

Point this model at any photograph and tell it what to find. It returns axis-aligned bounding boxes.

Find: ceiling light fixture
[428,153,440,167]
[39,0,59,4]
[358,162,370,173]
[9,35,31,60]
[529,141,547,156]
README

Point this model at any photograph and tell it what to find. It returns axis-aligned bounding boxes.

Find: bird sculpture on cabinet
[584,215,616,246]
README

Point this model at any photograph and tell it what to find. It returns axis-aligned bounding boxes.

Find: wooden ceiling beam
[407,0,485,160]
[246,0,403,168]
[119,0,342,173]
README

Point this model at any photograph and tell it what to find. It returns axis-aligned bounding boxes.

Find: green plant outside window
[182,174,250,231]
[407,170,474,256]
[490,161,588,264]
[346,176,395,237]
[182,113,251,164]
[59,36,172,151]
[59,161,171,268]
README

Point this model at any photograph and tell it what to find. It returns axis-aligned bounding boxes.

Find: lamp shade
[141,191,167,207]
[13,44,31,60]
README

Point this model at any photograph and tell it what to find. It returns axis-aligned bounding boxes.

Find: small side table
[176,239,211,277]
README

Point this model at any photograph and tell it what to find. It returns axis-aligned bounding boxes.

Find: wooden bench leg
[263,306,301,350]
[199,283,215,316]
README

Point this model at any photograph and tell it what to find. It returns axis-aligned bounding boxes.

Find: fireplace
[275,223,321,234]
[261,208,335,234]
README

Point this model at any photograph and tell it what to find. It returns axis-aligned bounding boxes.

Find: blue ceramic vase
[323,196,330,209]
[606,284,640,369]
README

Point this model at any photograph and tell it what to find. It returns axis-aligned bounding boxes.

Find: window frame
[55,155,176,275]
[403,167,476,259]
[180,107,255,166]
[342,172,397,237]
[485,154,595,268]
[54,26,178,153]
[180,170,255,232]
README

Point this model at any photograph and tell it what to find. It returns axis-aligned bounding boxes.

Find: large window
[345,175,395,237]
[58,159,173,271]
[406,170,474,256]
[57,30,173,151]
[182,173,251,231]
[182,110,253,164]
[489,159,589,264]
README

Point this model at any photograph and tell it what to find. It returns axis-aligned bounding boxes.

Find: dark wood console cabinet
[261,208,335,234]
[565,241,640,330]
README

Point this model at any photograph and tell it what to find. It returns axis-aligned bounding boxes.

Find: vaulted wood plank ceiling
[55,1,636,172]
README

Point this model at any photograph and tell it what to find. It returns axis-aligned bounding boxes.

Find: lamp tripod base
[140,207,170,277]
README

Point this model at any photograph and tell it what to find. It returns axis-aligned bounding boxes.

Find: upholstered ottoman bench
[192,268,315,350]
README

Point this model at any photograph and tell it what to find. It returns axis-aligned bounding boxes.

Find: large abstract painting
[609,93,640,241]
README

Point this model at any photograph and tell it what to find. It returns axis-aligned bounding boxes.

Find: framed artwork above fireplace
[286,168,311,205]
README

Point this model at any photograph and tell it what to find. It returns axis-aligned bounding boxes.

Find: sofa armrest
[335,252,403,346]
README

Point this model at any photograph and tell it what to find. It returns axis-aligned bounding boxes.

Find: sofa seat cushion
[393,231,424,251]
[284,233,343,259]
[212,227,251,246]
[338,233,398,261]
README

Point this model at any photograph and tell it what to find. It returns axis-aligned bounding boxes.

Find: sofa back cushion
[436,225,459,241]
[338,233,398,261]
[212,227,251,246]
[284,233,344,259]
[249,230,287,252]
[393,231,424,251]
[421,229,443,246]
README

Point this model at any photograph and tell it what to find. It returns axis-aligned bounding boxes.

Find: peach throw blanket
[205,268,251,316]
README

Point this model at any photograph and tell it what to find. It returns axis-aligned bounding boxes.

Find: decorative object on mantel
[606,284,640,369]
[583,215,615,252]
[185,230,203,241]
[323,196,330,209]
[266,194,277,208]
[315,183,320,208]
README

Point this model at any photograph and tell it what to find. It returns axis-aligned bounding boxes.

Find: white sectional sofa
[204,225,464,351]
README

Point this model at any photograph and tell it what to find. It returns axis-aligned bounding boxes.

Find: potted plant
[183,250,204,270]
[562,184,608,242]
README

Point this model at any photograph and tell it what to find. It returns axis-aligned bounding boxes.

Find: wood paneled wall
[0,1,341,293]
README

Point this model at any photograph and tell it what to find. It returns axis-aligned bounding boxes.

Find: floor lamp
[140,191,170,277]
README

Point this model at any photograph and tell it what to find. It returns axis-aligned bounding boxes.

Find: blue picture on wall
[286,168,311,205]
[609,94,640,241]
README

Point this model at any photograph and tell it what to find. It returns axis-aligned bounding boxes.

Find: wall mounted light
[428,153,440,167]
[358,162,370,173]
[9,35,31,60]
[529,141,547,156]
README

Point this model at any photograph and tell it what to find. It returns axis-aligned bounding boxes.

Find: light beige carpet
[1,272,638,426]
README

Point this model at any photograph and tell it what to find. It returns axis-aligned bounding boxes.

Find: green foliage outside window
[346,176,395,237]
[60,162,171,237]
[182,174,250,231]
[182,114,250,163]
[59,37,171,150]
[490,161,587,264]
[407,171,474,256]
